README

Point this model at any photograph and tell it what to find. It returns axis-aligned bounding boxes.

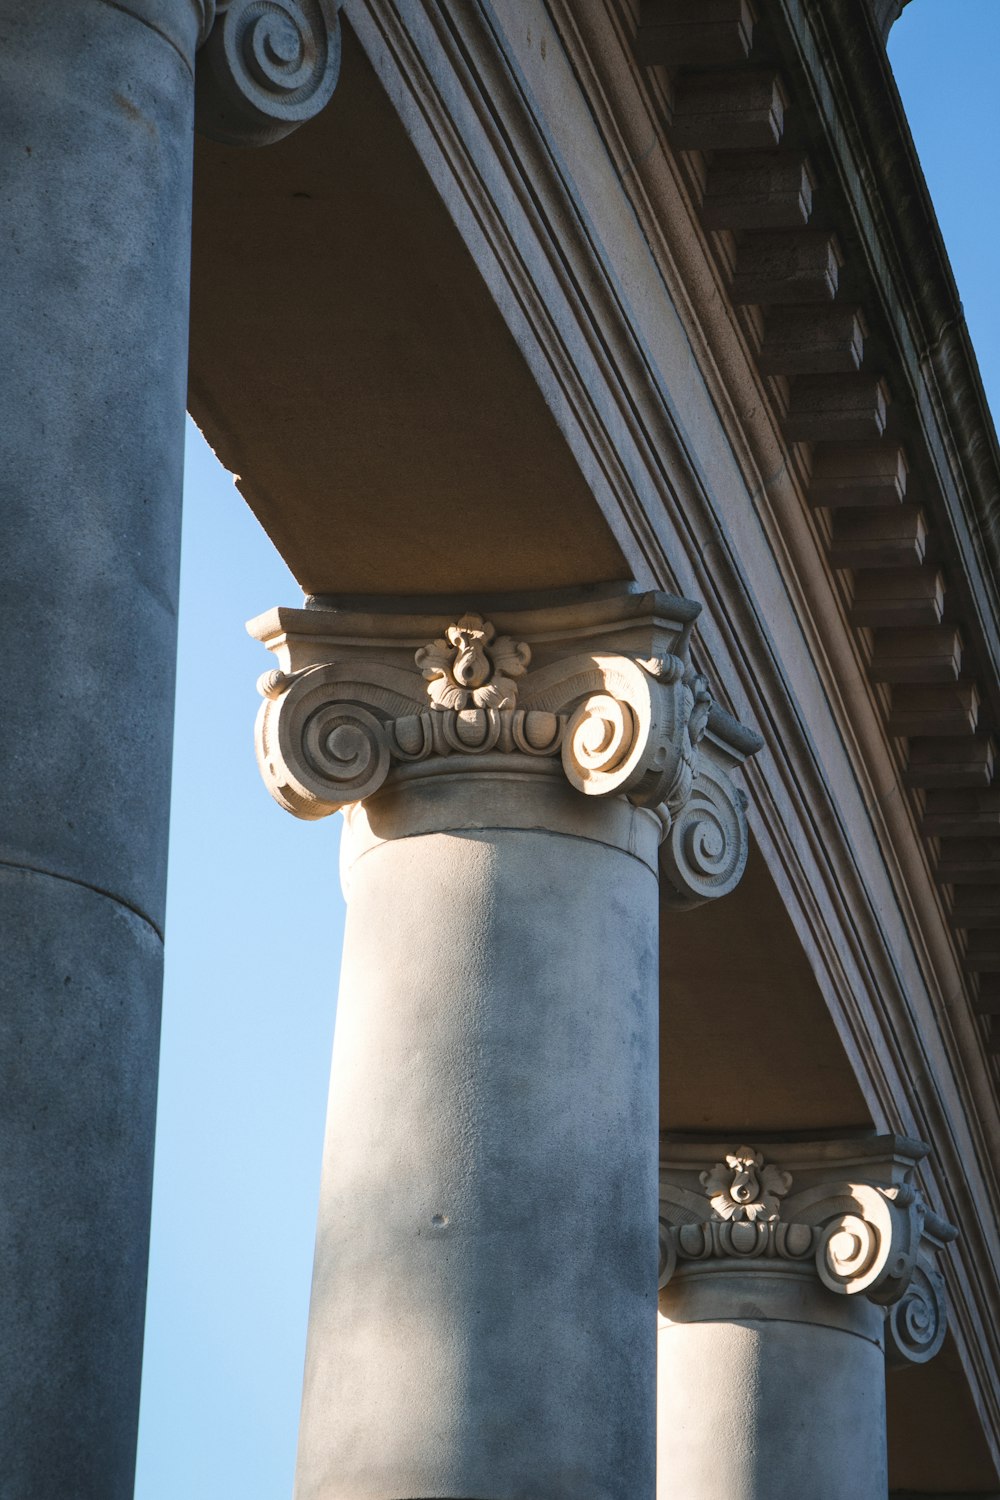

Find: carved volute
[248,591,763,905]
[659,1135,958,1366]
[196,0,341,146]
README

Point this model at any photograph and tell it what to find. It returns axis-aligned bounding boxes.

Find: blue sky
[134,8,1000,1495]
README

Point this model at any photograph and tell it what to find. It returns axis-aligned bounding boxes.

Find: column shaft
[0,3,203,1491]
[657,1271,888,1500]
[294,774,661,1500]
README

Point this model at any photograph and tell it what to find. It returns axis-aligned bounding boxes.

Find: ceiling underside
[189,24,627,597]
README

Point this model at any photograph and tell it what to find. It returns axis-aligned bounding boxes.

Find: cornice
[782,0,1000,690]
[866,0,911,46]
[547,0,1000,1402]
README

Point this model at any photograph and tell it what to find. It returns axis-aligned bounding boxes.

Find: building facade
[1,0,998,1496]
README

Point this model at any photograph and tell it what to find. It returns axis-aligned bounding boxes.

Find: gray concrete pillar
[657,1137,958,1500]
[0,3,340,1492]
[248,591,760,1500]
[302,779,662,1500]
[0,5,208,1494]
[658,1270,888,1499]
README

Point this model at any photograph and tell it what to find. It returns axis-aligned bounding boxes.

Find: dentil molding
[659,1135,959,1366]
[247,591,762,905]
[195,0,341,146]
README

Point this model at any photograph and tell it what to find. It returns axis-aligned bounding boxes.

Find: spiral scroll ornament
[255,666,391,820]
[196,0,341,147]
[659,762,750,907]
[562,693,638,796]
[815,1213,883,1295]
[524,650,716,809]
[885,1262,948,1366]
[302,704,388,794]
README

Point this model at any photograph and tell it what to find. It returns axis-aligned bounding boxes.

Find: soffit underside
[189,11,882,1148]
[188,23,628,598]
[661,839,871,1134]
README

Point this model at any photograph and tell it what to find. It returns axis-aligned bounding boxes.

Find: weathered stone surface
[659,1304,888,1500]
[297,816,660,1500]
[0,867,162,1500]
[0,0,200,926]
[0,5,201,1492]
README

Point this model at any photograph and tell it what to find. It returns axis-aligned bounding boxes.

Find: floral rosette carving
[415,614,531,711]
[702,1147,792,1223]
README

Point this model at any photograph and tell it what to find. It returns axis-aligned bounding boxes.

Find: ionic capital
[247,592,761,903]
[659,1135,958,1365]
[195,0,341,147]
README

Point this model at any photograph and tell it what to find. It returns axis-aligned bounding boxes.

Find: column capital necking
[658,1134,959,1365]
[247,590,762,904]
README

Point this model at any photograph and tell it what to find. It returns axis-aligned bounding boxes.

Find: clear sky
[133,7,1000,1495]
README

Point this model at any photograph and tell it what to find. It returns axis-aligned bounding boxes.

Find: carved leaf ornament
[701,1147,792,1222]
[253,603,759,904]
[415,614,531,710]
[659,1142,958,1365]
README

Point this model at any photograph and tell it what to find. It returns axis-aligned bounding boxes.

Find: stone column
[0,4,339,1494]
[249,590,760,1500]
[657,1136,958,1500]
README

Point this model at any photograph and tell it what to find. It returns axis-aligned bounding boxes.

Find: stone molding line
[659,1135,959,1366]
[195,0,341,146]
[248,591,762,905]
